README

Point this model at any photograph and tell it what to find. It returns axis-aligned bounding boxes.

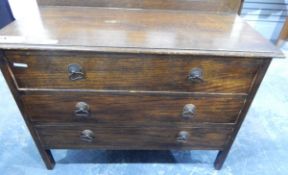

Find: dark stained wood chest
[0,0,284,170]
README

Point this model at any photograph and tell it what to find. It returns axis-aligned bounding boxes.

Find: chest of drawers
[0,3,283,170]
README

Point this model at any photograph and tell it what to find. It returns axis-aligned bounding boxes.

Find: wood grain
[0,7,283,58]
[6,51,263,93]
[21,93,246,125]
[35,125,234,150]
[36,0,243,13]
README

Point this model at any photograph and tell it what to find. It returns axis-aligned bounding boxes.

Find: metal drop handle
[68,63,85,81]
[182,104,196,119]
[75,102,90,118]
[176,131,189,143]
[188,67,203,82]
[80,129,95,142]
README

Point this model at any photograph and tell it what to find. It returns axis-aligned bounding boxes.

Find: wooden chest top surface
[0,6,282,58]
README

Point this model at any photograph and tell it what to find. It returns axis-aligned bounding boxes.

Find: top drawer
[5,51,262,93]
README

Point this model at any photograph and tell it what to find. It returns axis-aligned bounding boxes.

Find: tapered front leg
[38,148,55,170]
[214,150,228,170]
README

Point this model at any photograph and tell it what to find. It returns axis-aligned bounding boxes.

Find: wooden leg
[214,150,229,170]
[38,148,55,170]
[214,59,273,170]
[0,56,55,169]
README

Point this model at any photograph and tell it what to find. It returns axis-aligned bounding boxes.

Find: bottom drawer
[36,126,233,150]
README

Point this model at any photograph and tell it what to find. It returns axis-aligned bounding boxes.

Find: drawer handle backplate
[182,104,196,119]
[75,102,90,118]
[188,67,203,82]
[176,131,189,143]
[80,129,95,142]
[68,63,85,81]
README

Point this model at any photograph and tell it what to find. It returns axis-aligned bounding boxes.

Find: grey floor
[0,51,288,175]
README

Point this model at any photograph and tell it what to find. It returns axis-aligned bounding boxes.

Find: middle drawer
[22,93,245,125]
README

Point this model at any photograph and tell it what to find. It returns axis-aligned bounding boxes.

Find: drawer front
[22,93,245,125]
[35,126,233,150]
[6,51,261,93]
